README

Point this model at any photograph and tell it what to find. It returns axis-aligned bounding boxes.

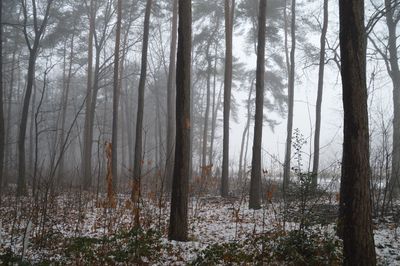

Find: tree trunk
[386,0,400,198]
[249,0,266,210]
[82,0,95,190]
[131,0,153,223]
[4,45,17,187]
[166,0,178,192]
[209,46,219,166]
[201,52,212,176]
[169,0,191,241]
[239,79,254,179]
[18,51,36,196]
[0,0,4,201]
[338,0,376,264]
[58,30,75,185]
[111,0,122,192]
[312,0,328,188]
[221,0,235,197]
[283,0,296,192]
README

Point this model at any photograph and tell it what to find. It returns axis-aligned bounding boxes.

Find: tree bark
[338,0,376,264]
[249,0,266,210]
[18,0,53,196]
[166,0,178,192]
[0,0,4,201]
[82,0,95,190]
[312,0,328,188]
[283,0,296,193]
[131,0,153,219]
[221,0,235,197]
[169,0,191,241]
[111,0,123,192]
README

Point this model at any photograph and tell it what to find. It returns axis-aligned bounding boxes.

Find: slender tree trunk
[131,0,153,224]
[58,30,75,185]
[283,0,296,192]
[249,0,266,210]
[221,0,235,197]
[386,0,400,198]
[209,46,218,165]
[239,79,254,179]
[82,0,95,190]
[18,0,53,196]
[166,0,178,192]
[169,0,191,241]
[4,46,17,186]
[338,0,376,264]
[312,0,328,188]
[111,0,123,192]
[201,53,212,173]
[17,51,35,196]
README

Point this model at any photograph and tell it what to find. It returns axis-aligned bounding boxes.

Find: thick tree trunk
[166,0,178,192]
[169,0,191,241]
[338,0,376,264]
[249,0,266,210]
[132,0,153,223]
[82,0,95,190]
[111,0,122,192]
[312,0,328,188]
[221,0,235,197]
[283,0,296,192]
[0,0,4,201]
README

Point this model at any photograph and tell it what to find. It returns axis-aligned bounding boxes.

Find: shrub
[191,229,342,265]
[64,227,163,264]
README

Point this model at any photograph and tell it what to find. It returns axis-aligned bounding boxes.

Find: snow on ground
[0,192,399,265]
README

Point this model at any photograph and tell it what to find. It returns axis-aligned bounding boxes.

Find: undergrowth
[191,228,342,266]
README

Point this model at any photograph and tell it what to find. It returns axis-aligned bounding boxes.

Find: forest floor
[0,188,399,265]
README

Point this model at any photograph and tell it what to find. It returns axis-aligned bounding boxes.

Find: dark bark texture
[339,0,376,264]
[169,0,191,241]
[132,0,153,202]
[249,0,266,210]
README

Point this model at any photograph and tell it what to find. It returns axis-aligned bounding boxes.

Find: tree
[169,0,192,241]
[82,0,95,190]
[221,0,235,197]
[338,0,376,264]
[166,0,178,192]
[0,0,4,201]
[374,0,400,198]
[17,0,54,196]
[131,0,153,224]
[249,0,266,210]
[312,0,328,188]
[283,0,296,192]
[111,0,123,192]
[82,0,114,190]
